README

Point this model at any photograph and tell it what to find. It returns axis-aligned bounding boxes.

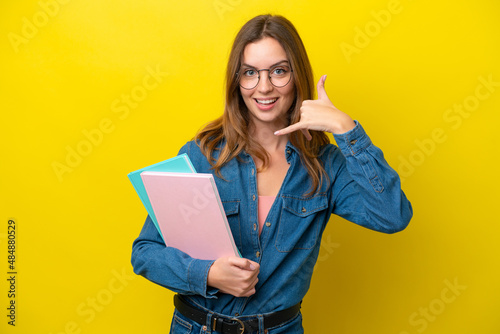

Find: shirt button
[251,168,255,175]
[350,139,357,145]
[286,149,291,154]
[252,194,256,201]
[265,222,271,227]
[256,251,261,258]
[253,223,257,231]
[235,313,239,317]
[301,207,307,213]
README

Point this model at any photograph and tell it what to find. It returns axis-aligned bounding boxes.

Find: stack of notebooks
[128,154,240,260]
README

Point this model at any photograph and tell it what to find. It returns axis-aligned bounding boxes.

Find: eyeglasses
[237,64,293,90]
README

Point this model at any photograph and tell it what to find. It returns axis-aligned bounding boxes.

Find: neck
[249,121,289,152]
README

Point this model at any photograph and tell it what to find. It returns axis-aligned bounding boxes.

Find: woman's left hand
[274,75,356,140]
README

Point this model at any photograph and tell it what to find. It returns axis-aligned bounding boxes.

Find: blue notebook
[128,154,196,239]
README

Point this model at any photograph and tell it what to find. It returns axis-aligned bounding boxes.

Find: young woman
[131,14,412,334]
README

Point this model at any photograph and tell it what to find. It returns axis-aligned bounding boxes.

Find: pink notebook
[140,171,240,260]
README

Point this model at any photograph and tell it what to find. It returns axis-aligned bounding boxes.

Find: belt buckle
[212,316,245,334]
[231,317,245,334]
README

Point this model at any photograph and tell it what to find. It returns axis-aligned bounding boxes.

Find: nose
[257,72,273,93]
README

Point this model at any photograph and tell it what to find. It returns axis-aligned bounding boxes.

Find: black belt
[174,294,301,334]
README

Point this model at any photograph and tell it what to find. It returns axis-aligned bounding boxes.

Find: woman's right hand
[207,256,260,297]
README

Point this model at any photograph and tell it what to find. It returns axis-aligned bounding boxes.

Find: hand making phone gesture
[275,75,356,139]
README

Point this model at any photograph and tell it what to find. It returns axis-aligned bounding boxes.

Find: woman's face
[239,37,295,130]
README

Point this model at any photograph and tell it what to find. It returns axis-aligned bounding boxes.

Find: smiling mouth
[255,98,278,106]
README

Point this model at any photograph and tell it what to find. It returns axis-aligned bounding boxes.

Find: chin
[250,110,287,126]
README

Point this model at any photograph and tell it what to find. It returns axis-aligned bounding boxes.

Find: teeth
[256,98,278,105]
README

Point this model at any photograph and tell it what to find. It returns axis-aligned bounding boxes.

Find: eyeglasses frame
[237,65,294,90]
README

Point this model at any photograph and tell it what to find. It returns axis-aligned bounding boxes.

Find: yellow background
[1,0,499,333]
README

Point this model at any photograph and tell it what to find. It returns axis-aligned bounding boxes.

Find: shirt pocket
[275,194,329,252]
[222,199,242,252]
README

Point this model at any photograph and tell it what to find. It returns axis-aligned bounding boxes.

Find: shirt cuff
[332,121,372,157]
[187,258,219,298]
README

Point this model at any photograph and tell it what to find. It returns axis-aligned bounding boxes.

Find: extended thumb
[317,74,328,100]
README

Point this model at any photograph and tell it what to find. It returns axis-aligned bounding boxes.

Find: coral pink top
[258,196,275,236]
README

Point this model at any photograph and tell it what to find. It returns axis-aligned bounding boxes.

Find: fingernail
[274,131,280,135]
[250,264,256,270]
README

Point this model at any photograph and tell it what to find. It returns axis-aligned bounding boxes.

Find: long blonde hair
[196,14,329,195]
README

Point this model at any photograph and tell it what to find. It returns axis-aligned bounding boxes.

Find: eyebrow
[241,60,290,69]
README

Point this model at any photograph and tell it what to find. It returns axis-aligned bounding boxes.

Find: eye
[243,69,257,77]
[271,66,288,76]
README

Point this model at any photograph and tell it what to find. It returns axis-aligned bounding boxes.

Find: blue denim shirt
[131,122,412,333]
